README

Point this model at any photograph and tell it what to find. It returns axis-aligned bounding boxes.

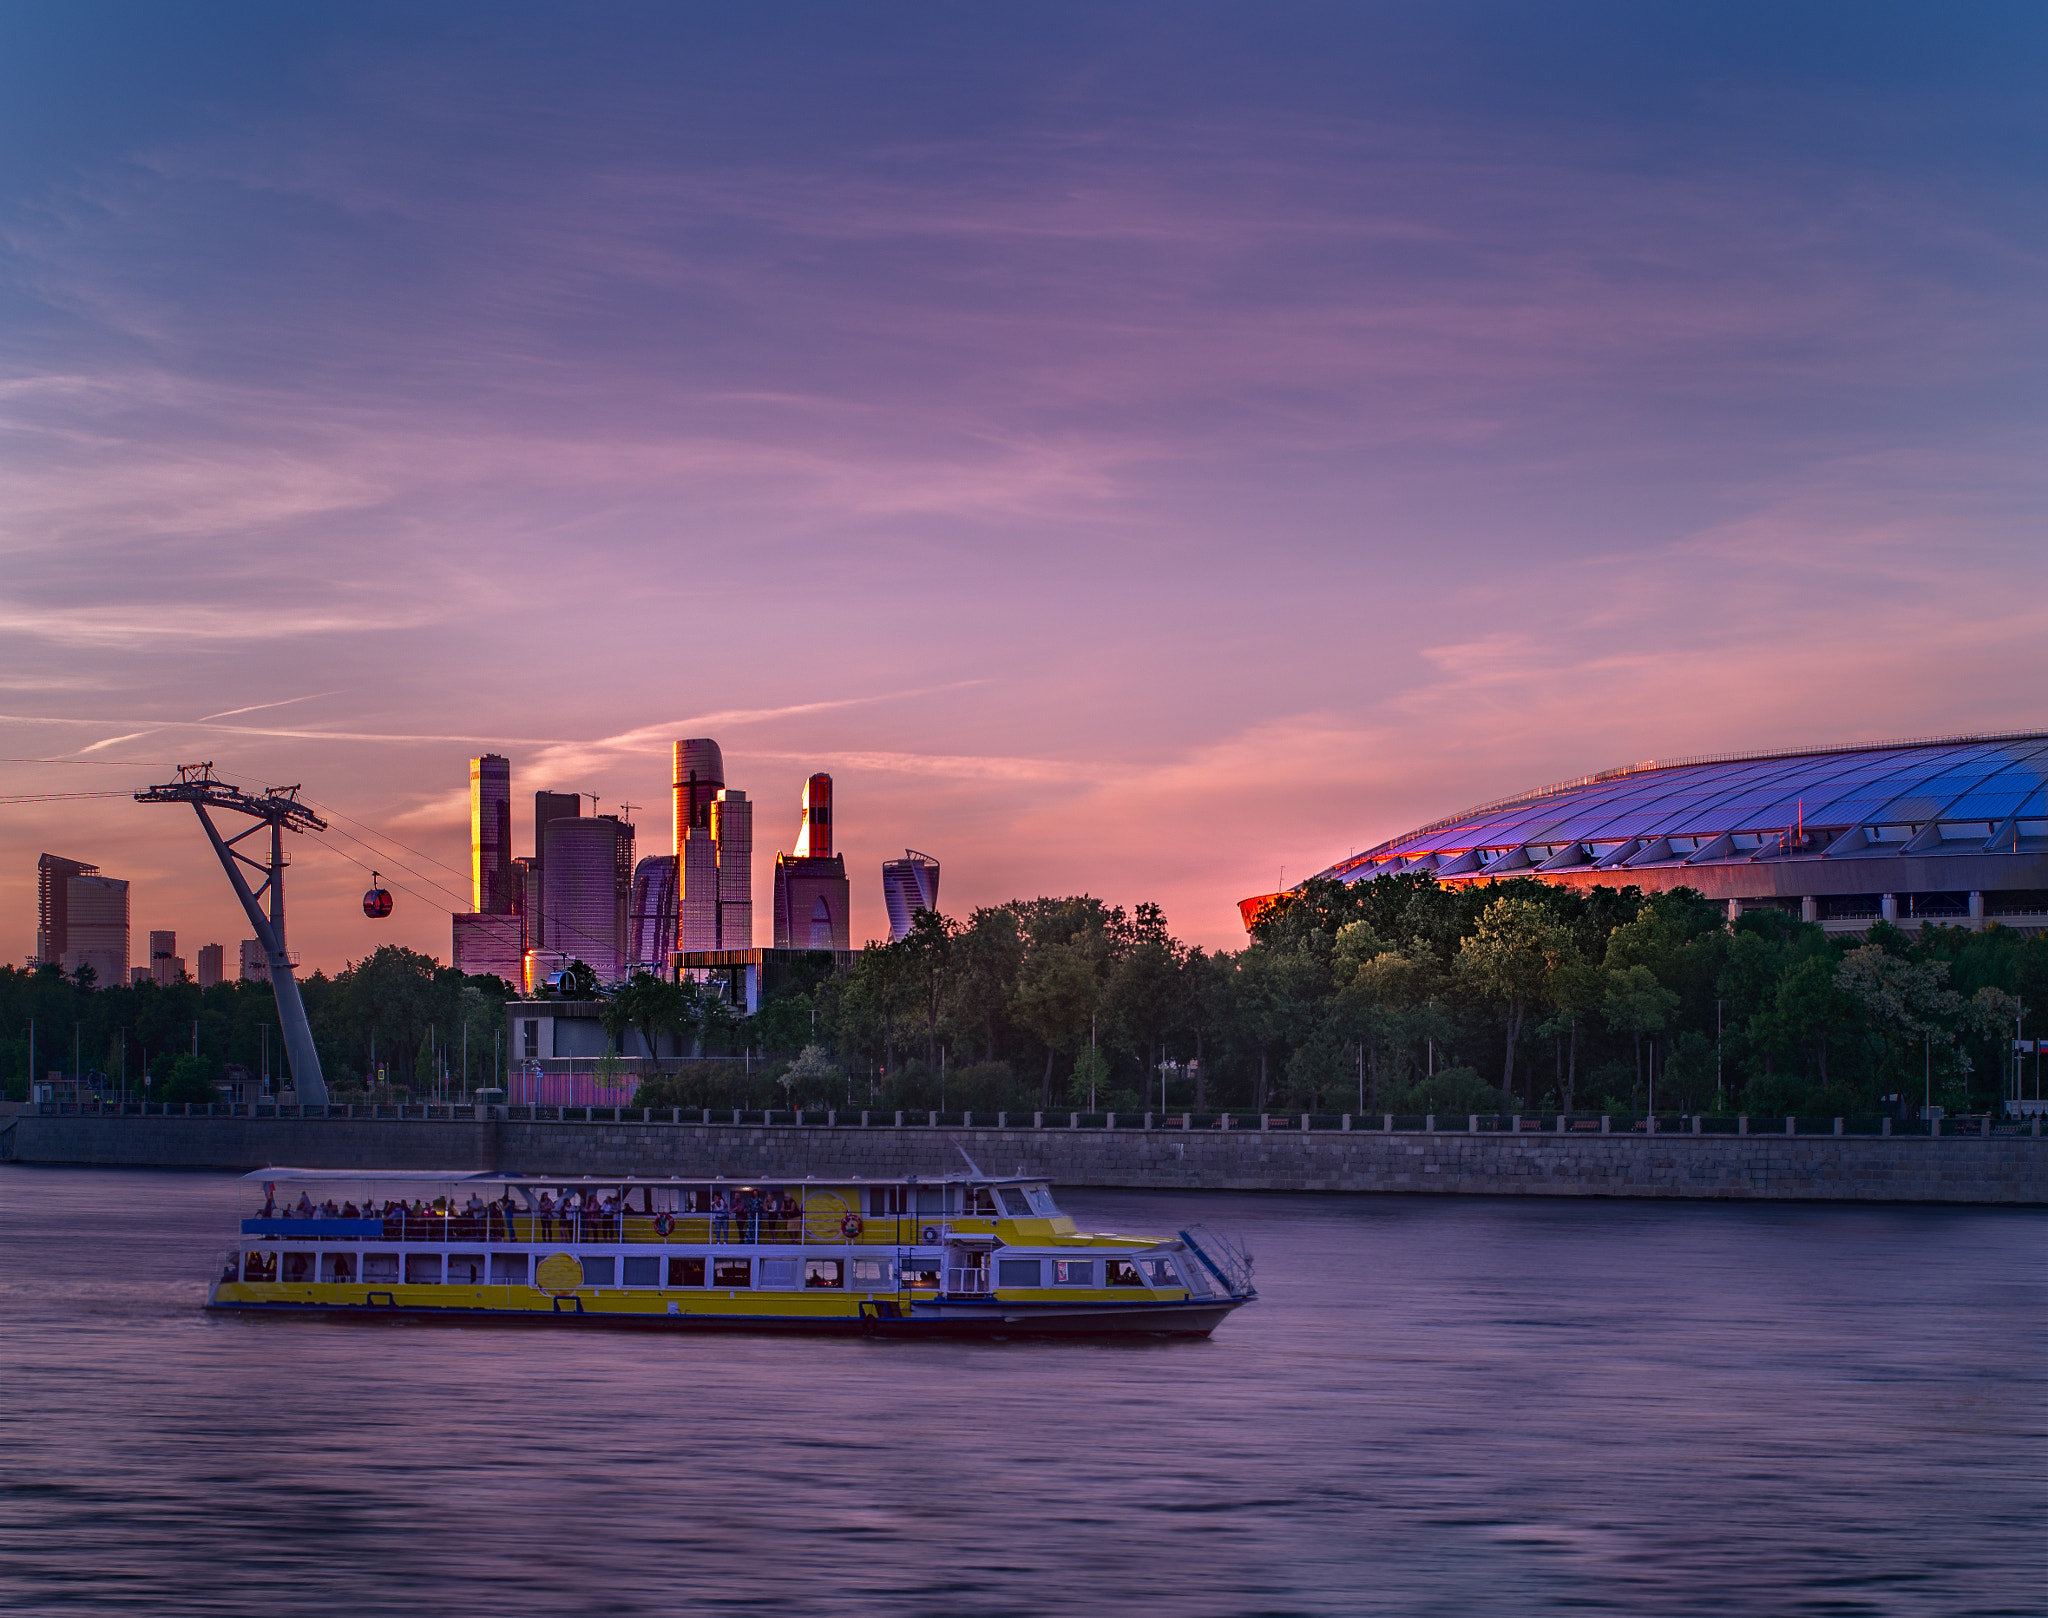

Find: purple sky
[3,5,2044,969]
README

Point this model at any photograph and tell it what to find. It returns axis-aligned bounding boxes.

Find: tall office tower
[772,774,851,950]
[452,913,524,982]
[527,790,582,949]
[470,754,514,914]
[713,789,752,948]
[628,855,678,971]
[673,738,724,952]
[36,853,130,986]
[239,940,269,983]
[882,851,941,941]
[542,816,628,980]
[792,773,832,856]
[196,943,225,988]
[607,814,635,969]
[512,856,540,947]
[149,930,184,987]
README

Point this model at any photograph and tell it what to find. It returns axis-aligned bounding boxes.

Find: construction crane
[136,763,330,1105]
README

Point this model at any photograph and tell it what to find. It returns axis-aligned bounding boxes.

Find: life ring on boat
[840,1213,864,1240]
[654,1212,674,1236]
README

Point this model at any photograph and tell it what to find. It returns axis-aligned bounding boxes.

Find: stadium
[1245,731,2048,936]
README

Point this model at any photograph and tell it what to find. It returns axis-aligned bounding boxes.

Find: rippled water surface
[1,1166,2042,1615]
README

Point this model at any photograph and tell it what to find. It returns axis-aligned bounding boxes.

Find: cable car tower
[136,763,330,1105]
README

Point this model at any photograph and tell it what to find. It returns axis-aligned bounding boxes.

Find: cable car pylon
[136,763,330,1105]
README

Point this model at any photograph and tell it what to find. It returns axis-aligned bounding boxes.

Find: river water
[0,1166,2040,1616]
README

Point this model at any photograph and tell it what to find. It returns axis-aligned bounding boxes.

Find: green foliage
[160,1053,221,1104]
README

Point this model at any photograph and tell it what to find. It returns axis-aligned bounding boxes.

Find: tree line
[12,875,2044,1119]
[700,877,2046,1118]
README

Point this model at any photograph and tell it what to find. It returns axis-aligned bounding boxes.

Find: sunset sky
[2,4,2043,970]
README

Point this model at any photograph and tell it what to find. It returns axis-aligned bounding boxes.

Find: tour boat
[208,1167,1256,1336]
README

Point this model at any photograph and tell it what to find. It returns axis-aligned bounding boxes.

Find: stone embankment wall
[4,1114,2045,1203]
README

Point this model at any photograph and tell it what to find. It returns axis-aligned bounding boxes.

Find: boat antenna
[954,1142,988,1178]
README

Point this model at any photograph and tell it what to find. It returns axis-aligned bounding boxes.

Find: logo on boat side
[535,1253,584,1296]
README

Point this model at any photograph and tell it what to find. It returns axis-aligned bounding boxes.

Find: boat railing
[241,1210,921,1247]
[1179,1227,1255,1299]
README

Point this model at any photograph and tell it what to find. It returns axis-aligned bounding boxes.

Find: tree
[1011,940,1100,1106]
[1458,897,1570,1108]
[1104,903,1186,1099]
[1603,963,1679,1108]
[952,907,1025,1062]
[898,907,959,1067]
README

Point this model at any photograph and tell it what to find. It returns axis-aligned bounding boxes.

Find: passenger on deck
[778,1192,800,1240]
[341,1201,360,1219]
[537,1191,555,1239]
[321,1199,340,1219]
[711,1190,730,1243]
[295,1192,316,1217]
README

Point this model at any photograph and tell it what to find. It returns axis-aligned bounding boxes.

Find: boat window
[851,1258,892,1288]
[582,1256,615,1286]
[804,1258,844,1289]
[405,1254,442,1285]
[1054,1259,1093,1286]
[997,1258,1040,1287]
[913,1186,948,1215]
[1104,1259,1143,1287]
[243,1251,276,1282]
[322,1253,357,1283]
[867,1186,906,1216]
[997,1188,1031,1217]
[622,1257,659,1287]
[668,1256,706,1287]
[364,1253,399,1282]
[1025,1186,1059,1216]
[714,1258,751,1288]
[490,1253,528,1284]
[1139,1257,1182,1288]
[759,1257,800,1289]
[282,1252,315,1284]
[903,1263,941,1290]
[964,1187,997,1215]
[447,1253,486,1284]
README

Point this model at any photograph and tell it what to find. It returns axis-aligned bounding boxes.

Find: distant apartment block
[882,850,940,941]
[35,852,129,986]
[239,940,269,983]
[195,942,225,987]
[149,930,185,987]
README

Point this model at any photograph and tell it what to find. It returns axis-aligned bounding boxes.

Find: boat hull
[203,1292,1250,1338]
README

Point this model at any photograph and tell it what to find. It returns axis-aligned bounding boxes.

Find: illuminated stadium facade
[1246,732,2048,936]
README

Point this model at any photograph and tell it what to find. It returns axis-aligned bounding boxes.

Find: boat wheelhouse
[209,1168,1255,1336]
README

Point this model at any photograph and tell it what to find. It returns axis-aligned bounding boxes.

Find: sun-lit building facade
[470,754,514,915]
[773,773,850,950]
[1244,732,2048,935]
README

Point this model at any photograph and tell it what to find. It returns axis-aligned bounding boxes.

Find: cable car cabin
[207,1168,1256,1338]
[362,881,393,918]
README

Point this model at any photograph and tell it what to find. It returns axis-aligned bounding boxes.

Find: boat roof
[241,1168,1052,1186]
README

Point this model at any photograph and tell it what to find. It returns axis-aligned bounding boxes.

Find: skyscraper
[772,774,850,950]
[527,789,582,949]
[35,853,129,986]
[628,854,678,971]
[470,754,514,914]
[452,913,524,982]
[542,815,631,980]
[713,789,752,948]
[196,942,225,987]
[673,738,724,952]
[882,850,941,941]
[239,939,269,983]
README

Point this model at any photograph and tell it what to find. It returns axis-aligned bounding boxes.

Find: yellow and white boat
[208,1167,1256,1336]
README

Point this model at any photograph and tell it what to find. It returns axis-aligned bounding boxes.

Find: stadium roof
[1317,731,2048,883]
